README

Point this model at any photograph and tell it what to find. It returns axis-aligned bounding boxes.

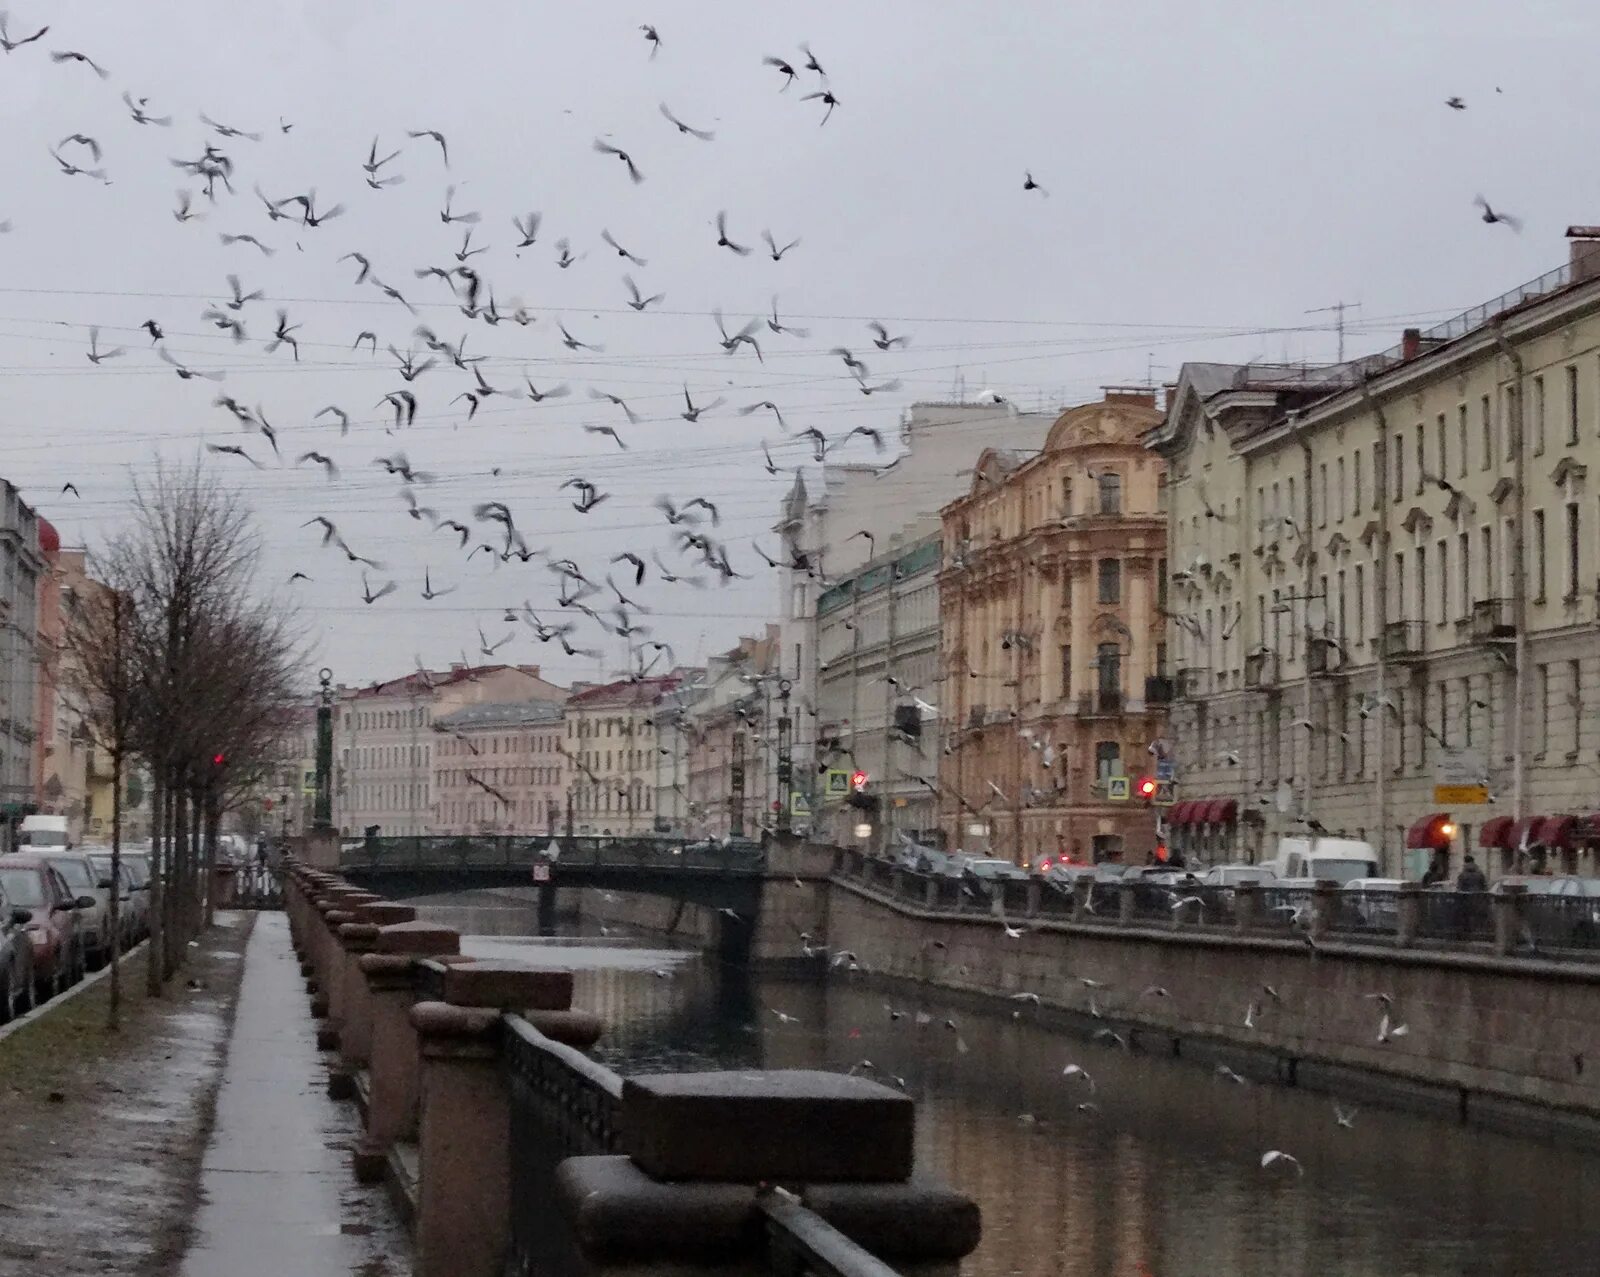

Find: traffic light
[849,770,868,792]
[1135,776,1158,801]
[212,752,226,767]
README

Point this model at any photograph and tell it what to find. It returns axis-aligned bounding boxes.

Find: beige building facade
[335,663,564,836]
[433,699,567,834]
[565,675,681,835]
[1149,231,1600,877]
[939,390,1169,866]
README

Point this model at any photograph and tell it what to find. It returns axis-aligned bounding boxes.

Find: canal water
[418,891,1600,1277]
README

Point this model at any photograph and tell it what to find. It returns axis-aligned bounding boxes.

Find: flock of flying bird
[1,12,962,710]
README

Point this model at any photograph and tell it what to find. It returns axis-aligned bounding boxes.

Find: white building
[815,532,941,845]
[773,400,1056,813]
[0,479,42,839]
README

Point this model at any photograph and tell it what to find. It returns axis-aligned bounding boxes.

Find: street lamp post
[313,667,334,831]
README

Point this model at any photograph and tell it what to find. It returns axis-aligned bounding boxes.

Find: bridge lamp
[853,822,873,841]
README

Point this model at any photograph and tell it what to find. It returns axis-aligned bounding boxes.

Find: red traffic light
[1136,776,1158,799]
[212,752,226,767]
[849,770,868,791]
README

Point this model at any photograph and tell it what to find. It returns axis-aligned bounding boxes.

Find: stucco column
[1128,556,1152,709]
[1068,564,1089,705]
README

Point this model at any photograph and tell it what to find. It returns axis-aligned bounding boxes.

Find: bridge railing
[340,832,768,876]
[832,853,1600,960]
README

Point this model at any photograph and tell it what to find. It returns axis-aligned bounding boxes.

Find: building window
[1533,509,1547,602]
[1096,642,1121,702]
[1568,366,1581,446]
[1097,471,1123,515]
[1456,405,1468,478]
[1437,538,1451,623]
[1393,434,1404,503]
[1436,413,1447,481]
[1354,564,1365,643]
[1532,375,1547,455]
[1394,552,1405,620]
[1459,532,1471,619]
[1566,503,1581,601]
[1336,570,1347,640]
[1538,664,1551,746]
[1482,524,1495,596]
[1416,544,1427,628]
[1059,645,1072,699]
[1480,394,1492,470]
[1094,741,1120,783]
[1571,659,1583,754]
[1318,463,1328,528]
[1097,558,1121,604]
[1505,386,1518,462]
[1415,422,1426,493]
[1336,456,1346,523]
[1156,474,1167,513]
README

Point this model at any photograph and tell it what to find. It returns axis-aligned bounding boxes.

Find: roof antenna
[952,368,965,403]
[1306,300,1360,363]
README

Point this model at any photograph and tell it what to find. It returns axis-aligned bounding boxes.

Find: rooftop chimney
[1400,328,1422,361]
[1566,226,1600,283]
[1100,385,1157,408]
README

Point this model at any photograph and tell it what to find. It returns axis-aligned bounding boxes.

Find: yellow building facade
[939,390,1168,865]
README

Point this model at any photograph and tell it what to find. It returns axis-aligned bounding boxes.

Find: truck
[1261,835,1379,886]
[16,814,70,849]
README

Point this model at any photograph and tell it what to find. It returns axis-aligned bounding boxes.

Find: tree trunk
[108,749,123,1029]
[146,775,165,997]
[165,783,187,979]
[203,792,220,929]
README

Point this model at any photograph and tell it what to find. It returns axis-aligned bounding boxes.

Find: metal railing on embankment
[832,850,1600,961]
[339,832,767,876]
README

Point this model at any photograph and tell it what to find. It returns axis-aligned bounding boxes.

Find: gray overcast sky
[0,1,1594,688]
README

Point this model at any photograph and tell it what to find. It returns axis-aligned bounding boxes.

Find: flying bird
[219,232,274,255]
[340,251,372,284]
[1445,96,1466,110]
[200,111,259,141]
[800,88,839,124]
[1023,170,1048,196]
[762,55,797,90]
[680,386,724,422]
[439,185,479,224]
[158,347,223,381]
[583,424,627,450]
[600,228,646,266]
[623,274,664,311]
[408,128,449,166]
[1474,195,1522,231]
[762,229,800,260]
[800,42,825,76]
[85,327,124,364]
[49,48,108,78]
[205,443,258,466]
[48,147,105,181]
[511,211,541,247]
[1260,1150,1303,1176]
[593,138,644,183]
[715,210,750,255]
[362,573,398,605]
[0,13,49,52]
[296,451,339,480]
[659,102,714,140]
[172,190,202,222]
[559,323,603,352]
[316,405,351,435]
[60,482,80,498]
[640,24,661,57]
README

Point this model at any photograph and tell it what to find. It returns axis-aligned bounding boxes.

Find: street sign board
[823,769,851,798]
[1155,758,1177,782]
[1435,747,1488,805]
[790,792,811,816]
[1152,779,1176,806]
[1106,775,1130,802]
[531,862,550,883]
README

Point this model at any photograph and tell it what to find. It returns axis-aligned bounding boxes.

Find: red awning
[1479,815,1514,849]
[1205,799,1239,825]
[1167,800,1192,826]
[1510,816,1543,850]
[1539,815,1578,850]
[1405,813,1452,849]
[1576,814,1600,845]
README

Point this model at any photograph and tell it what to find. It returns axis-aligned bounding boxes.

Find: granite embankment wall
[823,877,1600,1135]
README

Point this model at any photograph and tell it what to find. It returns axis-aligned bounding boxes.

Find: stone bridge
[332,834,834,967]
[282,856,977,1276]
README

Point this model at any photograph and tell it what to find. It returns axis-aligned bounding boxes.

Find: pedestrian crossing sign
[1106,775,1131,801]
[824,769,851,798]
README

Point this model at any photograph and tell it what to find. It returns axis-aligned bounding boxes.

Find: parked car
[1200,864,1278,888]
[41,851,114,969]
[86,852,143,951]
[0,854,91,1001]
[0,875,34,1022]
[1340,877,1406,930]
[953,855,1030,882]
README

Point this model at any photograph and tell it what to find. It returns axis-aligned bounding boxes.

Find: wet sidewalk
[179,911,409,1277]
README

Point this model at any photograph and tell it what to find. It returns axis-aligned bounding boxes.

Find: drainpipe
[1490,323,1528,833]
[1359,380,1392,873]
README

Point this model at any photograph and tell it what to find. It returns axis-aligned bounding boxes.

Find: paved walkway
[180,912,408,1277]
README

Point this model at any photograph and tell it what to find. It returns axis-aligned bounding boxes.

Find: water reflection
[415,893,1600,1277]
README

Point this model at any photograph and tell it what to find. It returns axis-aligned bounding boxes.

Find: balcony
[1176,667,1206,699]
[1307,636,1340,676]
[1078,690,1124,718]
[1381,620,1425,662]
[1145,675,1174,705]
[1470,597,1516,642]
[1243,650,1274,688]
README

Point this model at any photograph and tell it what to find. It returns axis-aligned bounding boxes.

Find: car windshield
[48,858,93,889]
[21,830,68,847]
[1312,859,1376,886]
[0,869,43,907]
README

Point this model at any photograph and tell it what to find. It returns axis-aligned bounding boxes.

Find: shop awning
[1203,798,1238,825]
[1478,815,1514,850]
[1576,814,1600,845]
[1165,800,1192,826]
[1538,815,1578,850]
[1405,813,1452,849]
[1510,816,1543,850]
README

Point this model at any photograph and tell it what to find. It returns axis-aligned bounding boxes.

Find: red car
[0,854,91,1003]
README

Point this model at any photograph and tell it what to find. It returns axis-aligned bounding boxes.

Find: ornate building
[938,390,1168,865]
[432,699,567,834]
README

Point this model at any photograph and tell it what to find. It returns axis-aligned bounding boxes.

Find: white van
[1262,836,1379,886]
[17,813,70,848]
